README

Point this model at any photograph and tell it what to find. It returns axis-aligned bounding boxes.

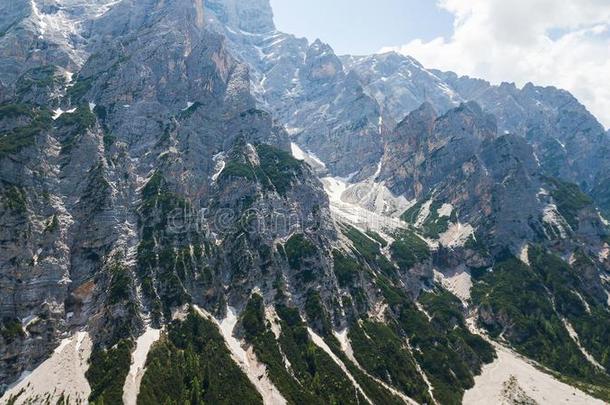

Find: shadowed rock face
[0,0,338,387]
[339,50,610,213]
[201,6,385,177]
[377,101,608,257]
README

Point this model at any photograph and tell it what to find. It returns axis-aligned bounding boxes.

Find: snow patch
[53,106,77,120]
[1,332,92,405]
[291,142,327,173]
[438,222,474,249]
[543,204,570,239]
[437,203,453,218]
[434,269,472,302]
[519,244,530,266]
[414,200,433,228]
[211,152,226,183]
[322,177,409,234]
[52,108,65,120]
[122,327,162,405]
[599,243,609,262]
[340,179,412,219]
[464,344,604,405]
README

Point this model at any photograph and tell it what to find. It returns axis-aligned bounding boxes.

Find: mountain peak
[204,0,275,33]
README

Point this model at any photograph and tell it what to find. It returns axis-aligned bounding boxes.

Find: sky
[270,0,610,128]
[270,0,454,56]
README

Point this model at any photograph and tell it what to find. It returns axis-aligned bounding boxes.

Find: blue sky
[269,0,454,56]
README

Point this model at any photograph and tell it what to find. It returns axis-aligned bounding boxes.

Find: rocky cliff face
[202,9,385,177]
[337,51,610,215]
[1,0,610,404]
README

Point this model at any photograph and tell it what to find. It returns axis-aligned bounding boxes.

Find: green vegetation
[273,304,364,404]
[137,172,206,322]
[374,274,407,307]
[529,248,610,375]
[16,66,61,95]
[349,320,432,403]
[0,104,52,158]
[87,339,133,405]
[0,104,35,120]
[78,164,111,215]
[370,272,495,404]
[108,262,133,305]
[219,143,304,196]
[241,295,406,404]
[241,295,320,404]
[390,229,430,271]
[343,226,395,277]
[220,160,256,181]
[401,199,458,238]
[255,144,303,195]
[332,250,360,288]
[344,226,381,262]
[365,231,388,248]
[1,185,27,213]
[398,290,494,405]
[138,310,262,404]
[284,233,317,270]
[67,76,94,101]
[401,200,426,224]
[57,104,96,133]
[330,249,370,312]
[304,290,333,336]
[330,353,405,405]
[421,201,456,238]
[4,388,25,405]
[1,318,25,343]
[471,254,610,398]
[44,214,60,233]
[103,134,117,149]
[57,105,97,155]
[545,177,593,229]
[284,233,319,282]
[178,102,202,118]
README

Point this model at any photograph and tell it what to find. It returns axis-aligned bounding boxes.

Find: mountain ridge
[1,1,609,404]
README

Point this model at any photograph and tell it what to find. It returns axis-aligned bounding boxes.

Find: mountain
[342,52,610,216]
[1,0,609,404]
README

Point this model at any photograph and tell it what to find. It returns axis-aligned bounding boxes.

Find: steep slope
[203,5,385,177]
[341,51,610,216]
[1,0,610,404]
[372,101,610,399]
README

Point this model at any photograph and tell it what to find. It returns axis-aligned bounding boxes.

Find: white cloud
[382,0,610,129]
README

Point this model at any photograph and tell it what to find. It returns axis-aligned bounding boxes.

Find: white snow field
[1,332,92,405]
[464,344,605,405]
